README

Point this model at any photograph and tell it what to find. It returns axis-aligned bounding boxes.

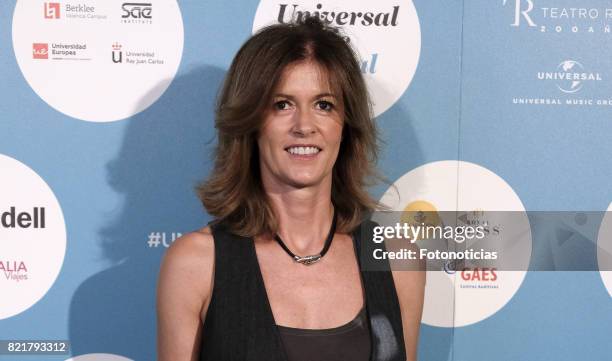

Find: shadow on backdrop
[66,64,453,360]
[68,65,225,360]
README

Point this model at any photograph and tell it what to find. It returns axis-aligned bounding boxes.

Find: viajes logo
[502,0,612,34]
[0,154,66,320]
[32,43,48,59]
[44,2,60,19]
[254,0,421,117]
[0,260,29,283]
[121,2,153,24]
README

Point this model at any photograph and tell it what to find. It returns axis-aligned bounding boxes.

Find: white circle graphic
[253,0,421,117]
[66,353,133,361]
[597,202,612,298]
[378,160,531,327]
[12,0,184,122]
[0,154,66,320]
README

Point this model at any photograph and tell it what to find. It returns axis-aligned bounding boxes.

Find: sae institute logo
[502,0,612,34]
[44,2,60,19]
[32,43,48,59]
[121,2,152,24]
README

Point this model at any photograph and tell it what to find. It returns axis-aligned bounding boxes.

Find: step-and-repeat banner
[1,1,611,360]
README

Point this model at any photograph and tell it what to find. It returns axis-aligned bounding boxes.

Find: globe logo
[556,60,584,94]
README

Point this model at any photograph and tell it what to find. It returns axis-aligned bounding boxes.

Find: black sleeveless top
[277,306,371,361]
[200,220,406,361]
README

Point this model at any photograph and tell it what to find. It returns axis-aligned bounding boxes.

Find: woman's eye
[274,100,291,110]
[316,100,334,112]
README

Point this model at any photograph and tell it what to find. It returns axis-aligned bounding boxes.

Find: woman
[157,16,425,361]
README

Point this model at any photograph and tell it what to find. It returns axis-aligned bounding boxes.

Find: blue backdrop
[1,0,611,360]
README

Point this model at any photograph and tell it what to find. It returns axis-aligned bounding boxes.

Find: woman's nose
[290,107,316,136]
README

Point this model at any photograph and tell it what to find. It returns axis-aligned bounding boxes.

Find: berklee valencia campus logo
[512,60,609,107]
[111,42,164,65]
[47,2,108,20]
[121,2,152,24]
[44,2,60,19]
[502,0,612,34]
[1,261,29,282]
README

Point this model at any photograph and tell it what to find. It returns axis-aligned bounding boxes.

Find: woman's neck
[265,182,335,256]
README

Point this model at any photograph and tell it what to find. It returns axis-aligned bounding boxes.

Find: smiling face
[257,60,344,191]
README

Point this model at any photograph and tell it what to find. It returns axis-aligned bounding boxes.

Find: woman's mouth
[285,145,322,158]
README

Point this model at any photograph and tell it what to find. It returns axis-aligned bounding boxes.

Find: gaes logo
[44,2,60,19]
[32,43,48,59]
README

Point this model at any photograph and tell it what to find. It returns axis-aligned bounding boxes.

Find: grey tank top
[276,306,371,361]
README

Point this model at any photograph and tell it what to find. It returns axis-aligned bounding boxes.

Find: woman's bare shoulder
[164,226,214,266]
[158,226,215,302]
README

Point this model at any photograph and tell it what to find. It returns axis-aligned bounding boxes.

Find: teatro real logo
[502,0,536,27]
[502,0,612,34]
[44,2,60,19]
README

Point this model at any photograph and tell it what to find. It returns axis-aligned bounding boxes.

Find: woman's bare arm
[388,240,426,361]
[157,228,214,361]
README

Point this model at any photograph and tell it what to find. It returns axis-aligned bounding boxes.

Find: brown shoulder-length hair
[197,16,383,237]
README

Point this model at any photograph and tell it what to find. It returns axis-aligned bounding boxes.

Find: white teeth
[287,146,320,155]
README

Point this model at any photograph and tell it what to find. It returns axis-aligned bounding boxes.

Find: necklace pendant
[294,254,322,265]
